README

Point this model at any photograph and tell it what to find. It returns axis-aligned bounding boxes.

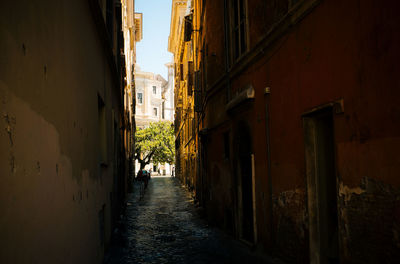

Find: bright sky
[135,0,172,79]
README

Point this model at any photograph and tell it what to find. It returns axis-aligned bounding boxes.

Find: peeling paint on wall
[0,84,115,263]
[338,177,400,263]
[338,181,366,203]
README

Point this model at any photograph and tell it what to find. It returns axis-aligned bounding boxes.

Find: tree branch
[145,149,156,163]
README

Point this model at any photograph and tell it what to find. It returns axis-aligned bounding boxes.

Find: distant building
[135,68,165,128]
[134,66,174,175]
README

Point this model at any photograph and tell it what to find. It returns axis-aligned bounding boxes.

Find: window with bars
[152,86,157,94]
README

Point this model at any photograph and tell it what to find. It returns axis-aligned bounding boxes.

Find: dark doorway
[304,108,339,264]
[237,122,255,243]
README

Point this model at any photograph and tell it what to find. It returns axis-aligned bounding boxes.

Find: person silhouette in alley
[137,169,149,188]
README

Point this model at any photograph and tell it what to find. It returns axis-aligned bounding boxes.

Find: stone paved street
[104,176,275,264]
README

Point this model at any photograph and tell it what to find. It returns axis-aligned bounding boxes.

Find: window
[229,0,248,61]
[223,132,230,159]
[106,0,114,43]
[187,61,194,96]
[137,92,143,104]
[153,107,158,116]
[184,14,193,41]
[180,64,184,80]
[192,117,196,138]
[194,71,203,112]
[153,86,157,94]
[98,95,107,165]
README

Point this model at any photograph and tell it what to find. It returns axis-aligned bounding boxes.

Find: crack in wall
[3,113,16,146]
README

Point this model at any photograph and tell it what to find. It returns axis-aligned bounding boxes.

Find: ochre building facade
[169,0,198,191]
[122,3,142,192]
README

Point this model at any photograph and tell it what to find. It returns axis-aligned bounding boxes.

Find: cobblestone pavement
[104,176,275,264]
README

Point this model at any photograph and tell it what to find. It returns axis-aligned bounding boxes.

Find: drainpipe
[223,0,231,100]
[264,88,275,246]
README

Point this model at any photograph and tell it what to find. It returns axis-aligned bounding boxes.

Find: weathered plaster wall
[252,0,400,262]
[198,0,399,262]
[0,1,122,263]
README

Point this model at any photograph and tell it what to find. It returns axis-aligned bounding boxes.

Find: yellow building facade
[122,1,142,191]
[168,0,198,192]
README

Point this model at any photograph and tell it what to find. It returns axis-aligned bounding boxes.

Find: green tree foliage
[135,121,175,170]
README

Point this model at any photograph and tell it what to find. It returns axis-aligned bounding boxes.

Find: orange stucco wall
[201,0,400,262]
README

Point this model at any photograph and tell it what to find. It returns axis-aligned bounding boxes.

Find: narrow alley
[2,0,400,263]
[104,176,274,264]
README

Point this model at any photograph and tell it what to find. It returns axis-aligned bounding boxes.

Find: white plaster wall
[135,71,163,128]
